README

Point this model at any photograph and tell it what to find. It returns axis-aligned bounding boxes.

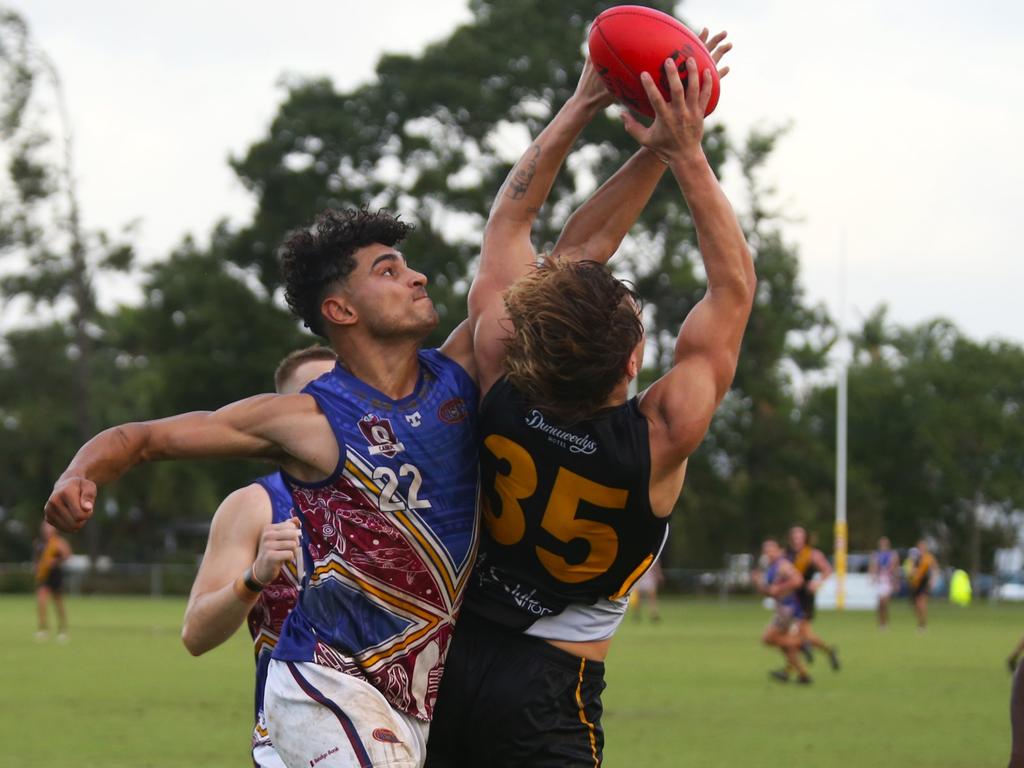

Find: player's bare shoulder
[213,482,274,531]
[260,392,338,482]
[637,369,718,517]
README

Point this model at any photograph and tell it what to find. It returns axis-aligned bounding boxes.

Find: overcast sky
[16,0,1024,344]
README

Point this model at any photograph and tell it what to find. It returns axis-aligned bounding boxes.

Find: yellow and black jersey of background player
[463,376,668,641]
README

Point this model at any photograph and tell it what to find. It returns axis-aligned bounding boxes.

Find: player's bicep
[640,355,719,462]
[468,234,537,393]
[474,220,539,298]
[674,290,752,398]
[145,396,289,463]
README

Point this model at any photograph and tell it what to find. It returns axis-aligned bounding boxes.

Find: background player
[180,346,335,768]
[786,525,839,670]
[429,38,747,766]
[910,539,938,632]
[870,536,900,629]
[33,520,72,642]
[632,558,664,623]
[754,538,811,685]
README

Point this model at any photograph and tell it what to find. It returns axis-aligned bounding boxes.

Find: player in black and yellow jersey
[427,39,749,768]
[909,539,938,632]
[786,526,840,671]
[33,521,72,641]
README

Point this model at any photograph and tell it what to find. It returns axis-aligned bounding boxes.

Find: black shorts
[38,567,64,593]
[912,581,929,599]
[426,611,606,768]
[798,591,816,621]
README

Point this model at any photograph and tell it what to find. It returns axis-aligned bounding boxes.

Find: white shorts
[253,743,288,768]
[265,659,428,768]
[876,579,893,600]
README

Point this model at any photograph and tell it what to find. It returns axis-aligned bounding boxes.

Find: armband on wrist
[233,567,265,601]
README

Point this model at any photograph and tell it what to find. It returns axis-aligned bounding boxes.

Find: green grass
[1,595,1016,766]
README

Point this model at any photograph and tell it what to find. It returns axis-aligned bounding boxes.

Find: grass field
[1,594,1015,767]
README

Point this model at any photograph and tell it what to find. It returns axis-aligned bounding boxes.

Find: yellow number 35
[482,434,629,584]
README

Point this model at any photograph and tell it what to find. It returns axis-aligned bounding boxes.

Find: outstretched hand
[573,55,616,112]
[621,57,714,164]
[699,28,733,79]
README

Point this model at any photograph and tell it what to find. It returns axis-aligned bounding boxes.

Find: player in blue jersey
[754,538,812,685]
[44,202,482,766]
[180,346,336,768]
[427,35,746,767]
[870,536,899,629]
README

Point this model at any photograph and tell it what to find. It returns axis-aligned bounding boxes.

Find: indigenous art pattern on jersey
[273,350,480,721]
[248,473,301,753]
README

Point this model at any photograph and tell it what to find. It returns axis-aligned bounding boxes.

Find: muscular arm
[811,549,834,589]
[181,485,302,656]
[634,59,756,467]
[551,148,667,264]
[554,30,732,267]
[45,394,334,532]
[181,485,269,656]
[466,60,612,394]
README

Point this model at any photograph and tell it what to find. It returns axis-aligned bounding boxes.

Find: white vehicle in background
[997,575,1024,602]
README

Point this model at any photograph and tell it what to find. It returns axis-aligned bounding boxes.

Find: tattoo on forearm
[506,145,541,200]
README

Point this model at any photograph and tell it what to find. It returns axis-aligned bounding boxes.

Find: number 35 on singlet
[482,434,628,584]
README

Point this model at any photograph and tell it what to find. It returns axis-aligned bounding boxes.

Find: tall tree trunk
[48,52,100,565]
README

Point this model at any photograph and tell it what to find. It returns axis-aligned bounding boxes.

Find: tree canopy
[1,2,1021,573]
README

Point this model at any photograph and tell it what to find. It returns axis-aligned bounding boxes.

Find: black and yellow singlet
[465,377,668,642]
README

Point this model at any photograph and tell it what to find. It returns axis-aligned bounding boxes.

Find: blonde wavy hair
[503,257,643,425]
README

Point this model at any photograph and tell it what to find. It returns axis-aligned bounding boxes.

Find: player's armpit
[438,319,478,383]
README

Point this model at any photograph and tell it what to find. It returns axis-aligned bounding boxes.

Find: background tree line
[1,0,1022,576]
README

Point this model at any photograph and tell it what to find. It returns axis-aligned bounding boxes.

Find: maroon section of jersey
[247,571,300,653]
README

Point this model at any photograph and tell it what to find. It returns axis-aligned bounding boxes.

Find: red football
[588,5,720,118]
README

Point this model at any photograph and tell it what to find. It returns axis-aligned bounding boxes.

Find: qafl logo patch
[437,397,469,424]
[358,414,406,457]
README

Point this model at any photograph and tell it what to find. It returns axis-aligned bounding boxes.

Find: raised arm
[466,59,613,393]
[634,57,756,468]
[553,29,732,265]
[44,394,334,532]
[551,147,668,264]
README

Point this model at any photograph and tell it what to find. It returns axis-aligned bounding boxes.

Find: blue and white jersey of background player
[273,349,479,721]
[765,560,803,618]
[245,473,300,763]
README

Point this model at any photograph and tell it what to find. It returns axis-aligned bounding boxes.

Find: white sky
[16,0,1024,343]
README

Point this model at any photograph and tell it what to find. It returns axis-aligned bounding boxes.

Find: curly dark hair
[280,208,414,336]
[503,257,644,425]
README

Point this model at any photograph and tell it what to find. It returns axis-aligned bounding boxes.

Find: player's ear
[322,295,357,328]
[626,353,640,380]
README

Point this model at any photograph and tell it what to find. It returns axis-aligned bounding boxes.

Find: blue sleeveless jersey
[765,560,803,617]
[273,349,480,721]
[247,473,300,754]
[877,550,895,570]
